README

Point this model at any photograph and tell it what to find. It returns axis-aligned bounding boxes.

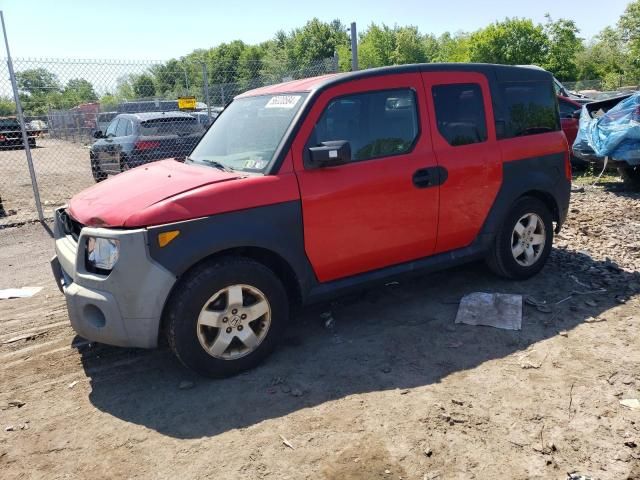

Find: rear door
[292,73,440,283]
[421,72,501,253]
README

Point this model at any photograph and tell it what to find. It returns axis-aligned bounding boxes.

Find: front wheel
[486,197,553,279]
[166,257,289,378]
[90,154,106,182]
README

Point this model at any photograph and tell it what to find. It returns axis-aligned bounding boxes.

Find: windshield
[189,93,307,173]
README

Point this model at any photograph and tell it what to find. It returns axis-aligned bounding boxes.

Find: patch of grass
[572,167,623,186]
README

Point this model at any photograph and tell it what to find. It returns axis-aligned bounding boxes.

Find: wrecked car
[573,92,640,188]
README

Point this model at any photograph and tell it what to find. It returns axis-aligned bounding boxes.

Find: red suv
[51,64,571,377]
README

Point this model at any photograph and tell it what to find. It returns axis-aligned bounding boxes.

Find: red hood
[68,160,241,227]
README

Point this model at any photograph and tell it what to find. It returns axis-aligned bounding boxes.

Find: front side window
[189,93,308,173]
[500,82,560,138]
[105,118,119,137]
[115,118,129,137]
[432,83,487,146]
[309,88,419,162]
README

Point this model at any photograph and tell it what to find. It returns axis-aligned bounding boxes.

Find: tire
[166,256,289,378]
[90,154,106,182]
[618,166,640,190]
[28,138,36,149]
[119,154,131,173]
[486,196,554,280]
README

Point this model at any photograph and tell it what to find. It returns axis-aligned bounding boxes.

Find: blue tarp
[574,93,640,166]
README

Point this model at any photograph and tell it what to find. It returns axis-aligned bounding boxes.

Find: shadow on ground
[78,248,640,439]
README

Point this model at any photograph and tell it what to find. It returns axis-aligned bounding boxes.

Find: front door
[292,73,440,283]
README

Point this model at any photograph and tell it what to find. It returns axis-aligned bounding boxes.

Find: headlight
[86,237,120,271]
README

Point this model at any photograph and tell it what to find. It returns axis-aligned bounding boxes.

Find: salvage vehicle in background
[52,64,570,377]
[0,117,37,148]
[572,92,640,188]
[89,111,205,181]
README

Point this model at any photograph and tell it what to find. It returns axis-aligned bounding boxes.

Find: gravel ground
[0,137,94,227]
[0,175,639,480]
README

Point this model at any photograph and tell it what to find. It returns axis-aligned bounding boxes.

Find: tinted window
[105,118,119,137]
[432,84,487,146]
[310,89,419,162]
[559,99,578,119]
[125,119,133,136]
[139,117,201,136]
[500,82,559,138]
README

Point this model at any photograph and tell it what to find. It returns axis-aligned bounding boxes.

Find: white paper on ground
[0,287,43,299]
[455,292,523,330]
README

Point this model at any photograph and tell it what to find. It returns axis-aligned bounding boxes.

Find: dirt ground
[1,175,639,480]
[0,137,94,227]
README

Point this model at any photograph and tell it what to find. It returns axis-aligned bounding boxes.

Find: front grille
[58,209,84,241]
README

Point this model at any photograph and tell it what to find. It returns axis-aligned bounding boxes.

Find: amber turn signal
[158,230,180,248]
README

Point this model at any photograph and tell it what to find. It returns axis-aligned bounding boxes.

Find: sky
[0,0,632,60]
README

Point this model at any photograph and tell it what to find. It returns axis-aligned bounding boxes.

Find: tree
[358,24,396,68]
[432,32,471,62]
[132,74,156,98]
[543,15,583,81]
[62,78,98,107]
[16,68,61,96]
[0,96,15,116]
[618,0,640,75]
[575,27,628,84]
[469,18,548,65]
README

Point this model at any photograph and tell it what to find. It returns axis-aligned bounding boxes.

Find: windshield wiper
[187,157,235,173]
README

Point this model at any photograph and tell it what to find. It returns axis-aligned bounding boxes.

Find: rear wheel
[166,257,289,378]
[90,154,106,182]
[486,197,553,279]
[618,166,640,190]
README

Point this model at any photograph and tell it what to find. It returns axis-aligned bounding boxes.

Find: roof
[119,111,196,121]
[237,63,554,98]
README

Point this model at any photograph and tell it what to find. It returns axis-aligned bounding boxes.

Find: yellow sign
[178,96,197,110]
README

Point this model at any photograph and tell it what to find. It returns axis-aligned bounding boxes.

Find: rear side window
[432,84,487,146]
[310,88,419,162]
[139,117,202,136]
[500,82,559,138]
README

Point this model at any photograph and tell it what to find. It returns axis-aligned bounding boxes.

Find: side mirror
[93,130,104,139]
[307,140,351,168]
[572,109,581,119]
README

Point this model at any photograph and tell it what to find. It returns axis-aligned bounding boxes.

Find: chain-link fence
[0,55,338,228]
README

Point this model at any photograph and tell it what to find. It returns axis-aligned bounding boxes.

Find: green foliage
[469,18,548,65]
[132,74,156,98]
[543,15,583,81]
[0,96,15,116]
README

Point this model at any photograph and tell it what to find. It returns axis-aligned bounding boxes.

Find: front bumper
[51,209,176,348]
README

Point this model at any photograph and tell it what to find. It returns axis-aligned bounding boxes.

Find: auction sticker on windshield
[265,95,302,109]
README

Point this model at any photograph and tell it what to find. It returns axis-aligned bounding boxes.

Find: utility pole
[350,22,358,71]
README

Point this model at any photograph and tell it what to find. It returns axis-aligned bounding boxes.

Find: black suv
[90,112,204,182]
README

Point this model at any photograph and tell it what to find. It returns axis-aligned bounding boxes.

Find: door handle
[412,166,448,189]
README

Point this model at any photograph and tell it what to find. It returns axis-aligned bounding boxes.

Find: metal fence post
[1,10,44,222]
[333,50,339,72]
[202,63,212,122]
[350,22,358,71]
